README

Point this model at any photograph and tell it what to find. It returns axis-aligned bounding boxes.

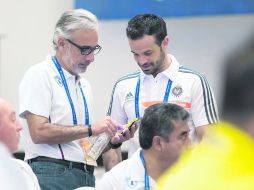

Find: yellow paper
[80,137,97,166]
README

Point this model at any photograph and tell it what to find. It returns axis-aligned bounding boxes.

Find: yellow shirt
[156,122,254,190]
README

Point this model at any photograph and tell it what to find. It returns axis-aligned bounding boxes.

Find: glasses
[66,39,102,55]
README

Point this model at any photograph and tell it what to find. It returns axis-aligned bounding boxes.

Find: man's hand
[91,116,118,137]
[111,120,139,145]
[102,120,139,171]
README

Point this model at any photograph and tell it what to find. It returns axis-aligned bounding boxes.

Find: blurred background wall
[0,0,73,114]
[0,0,254,152]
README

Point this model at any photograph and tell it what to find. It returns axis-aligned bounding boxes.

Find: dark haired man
[97,103,190,190]
[103,13,218,170]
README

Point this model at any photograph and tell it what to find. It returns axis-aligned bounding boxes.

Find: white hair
[53,9,99,50]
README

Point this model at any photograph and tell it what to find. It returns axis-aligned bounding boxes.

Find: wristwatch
[108,140,122,149]
[88,125,93,137]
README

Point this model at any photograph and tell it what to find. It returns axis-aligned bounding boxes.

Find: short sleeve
[107,82,128,124]
[191,74,219,127]
[19,64,52,119]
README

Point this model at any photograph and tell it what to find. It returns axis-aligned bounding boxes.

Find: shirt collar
[62,68,76,80]
[139,54,180,83]
[49,55,77,80]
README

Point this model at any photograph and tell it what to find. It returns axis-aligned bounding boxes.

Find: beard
[75,61,90,73]
[140,49,166,77]
[62,47,90,75]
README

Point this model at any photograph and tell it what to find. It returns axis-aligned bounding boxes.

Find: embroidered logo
[125,92,134,102]
[126,178,138,188]
[172,85,183,97]
[54,76,63,87]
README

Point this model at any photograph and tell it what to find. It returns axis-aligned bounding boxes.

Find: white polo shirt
[96,149,156,190]
[19,55,94,163]
[0,143,40,190]
[107,54,218,156]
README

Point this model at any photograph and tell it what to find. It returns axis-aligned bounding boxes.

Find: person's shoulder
[109,157,131,173]
[117,70,140,82]
[179,66,205,76]
[11,158,32,171]
[0,150,31,190]
[11,158,39,181]
[102,157,134,182]
[98,159,131,187]
[97,152,141,190]
[23,55,53,76]
[113,70,140,87]
[178,66,208,80]
[11,158,41,189]
[109,150,140,174]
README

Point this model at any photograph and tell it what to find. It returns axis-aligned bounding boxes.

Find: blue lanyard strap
[140,150,150,190]
[135,76,172,118]
[52,56,89,125]
[135,77,141,118]
[163,78,173,103]
[79,84,89,125]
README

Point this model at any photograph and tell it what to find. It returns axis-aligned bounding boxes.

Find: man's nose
[84,53,95,62]
[185,137,193,150]
[16,120,23,131]
[137,56,147,65]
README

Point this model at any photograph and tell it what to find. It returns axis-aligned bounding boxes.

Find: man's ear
[161,36,169,49]
[152,136,163,152]
[56,37,66,49]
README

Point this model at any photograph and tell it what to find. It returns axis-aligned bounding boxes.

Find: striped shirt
[107,55,219,156]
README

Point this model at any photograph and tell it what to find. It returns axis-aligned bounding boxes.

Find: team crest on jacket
[172,85,183,97]
[54,76,63,87]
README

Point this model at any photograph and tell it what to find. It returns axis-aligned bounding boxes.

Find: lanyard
[135,76,172,118]
[140,150,150,190]
[52,56,89,125]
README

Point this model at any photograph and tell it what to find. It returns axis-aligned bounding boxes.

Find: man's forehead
[72,28,98,41]
[0,101,14,116]
[171,120,189,133]
[129,35,156,46]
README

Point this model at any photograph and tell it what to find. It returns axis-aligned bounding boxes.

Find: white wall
[0,1,254,123]
[0,0,73,111]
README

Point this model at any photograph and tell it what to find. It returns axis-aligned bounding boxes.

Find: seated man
[96,103,191,190]
[0,98,40,190]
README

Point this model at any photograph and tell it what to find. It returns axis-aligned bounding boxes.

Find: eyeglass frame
[66,39,102,55]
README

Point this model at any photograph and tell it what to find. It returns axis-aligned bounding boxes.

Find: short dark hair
[139,103,189,150]
[221,35,254,125]
[126,13,167,46]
